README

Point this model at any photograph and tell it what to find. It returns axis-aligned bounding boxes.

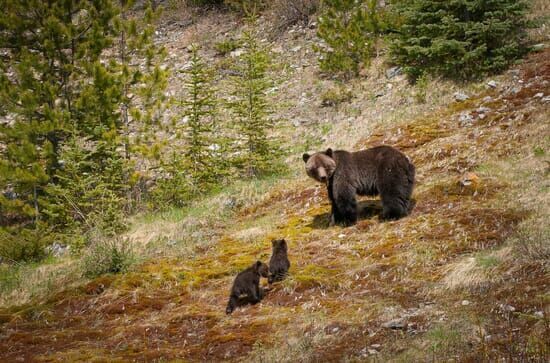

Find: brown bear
[226,261,269,314]
[303,145,415,226]
[268,239,290,284]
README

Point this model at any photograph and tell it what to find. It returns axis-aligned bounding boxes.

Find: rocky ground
[0,4,549,362]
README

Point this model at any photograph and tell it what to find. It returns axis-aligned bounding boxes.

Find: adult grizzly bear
[303,146,415,226]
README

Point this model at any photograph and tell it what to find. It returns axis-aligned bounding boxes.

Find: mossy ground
[1,17,549,363]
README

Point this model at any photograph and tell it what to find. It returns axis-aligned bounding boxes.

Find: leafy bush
[82,239,135,278]
[225,0,266,15]
[390,0,530,80]
[214,38,241,56]
[315,0,385,79]
[320,84,353,107]
[269,0,319,33]
[0,224,51,262]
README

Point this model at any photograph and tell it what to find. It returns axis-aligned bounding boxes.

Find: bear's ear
[325,148,333,158]
[302,153,310,163]
[254,261,263,270]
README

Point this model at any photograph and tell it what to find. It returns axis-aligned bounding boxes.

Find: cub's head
[302,148,336,184]
[253,261,270,278]
[272,238,287,252]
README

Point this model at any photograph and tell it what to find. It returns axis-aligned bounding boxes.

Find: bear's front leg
[332,187,358,226]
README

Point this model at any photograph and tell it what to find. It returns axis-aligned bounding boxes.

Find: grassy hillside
[0,3,549,362]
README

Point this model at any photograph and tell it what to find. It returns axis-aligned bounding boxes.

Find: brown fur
[268,239,290,284]
[226,261,269,314]
[303,146,415,225]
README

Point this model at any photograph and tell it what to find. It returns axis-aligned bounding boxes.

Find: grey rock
[454,92,470,102]
[534,311,544,318]
[532,43,545,51]
[476,106,491,113]
[382,318,406,329]
[459,112,474,126]
[223,197,238,210]
[542,96,550,103]
[386,66,402,79]
[46,242,70,257]
[487,80,498,88]
[482,96,493,103]
[534,92,544,98]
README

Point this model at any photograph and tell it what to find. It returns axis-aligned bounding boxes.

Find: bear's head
[272,238,287,252]
[302,148,336,184]
[253,261,270,278]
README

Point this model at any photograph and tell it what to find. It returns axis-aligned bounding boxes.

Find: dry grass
[1,6,549,362]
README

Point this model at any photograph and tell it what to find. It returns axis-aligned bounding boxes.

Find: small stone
[230,49,245,58]
[534,92,544,98]
[454,92,470,102]
[375,91,385,98]
[487,80,498,88]
[382,318,406,329]
[291,46,302,52]
[459,112,474,126]
[368,349,379,355]
[386,66,402,79]
[476,106,491,113]
[542,96,550,103]
[532,43,545,51]
[462,300,470,306]
[338,234,346,239]
[534,311,544,318]
[370,344,381,349]
[482,96,493,103]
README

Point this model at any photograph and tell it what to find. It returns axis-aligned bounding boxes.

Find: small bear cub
[226,261,269,314]
[268,239,290,284]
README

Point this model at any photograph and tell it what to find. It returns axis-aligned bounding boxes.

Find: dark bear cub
[268,239,290,284]
[303,145,415,226]
[226,261,269,314]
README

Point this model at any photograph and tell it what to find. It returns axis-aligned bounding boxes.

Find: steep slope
[0,8,549,362]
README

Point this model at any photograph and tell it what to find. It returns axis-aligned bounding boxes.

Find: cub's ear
[325,148,333,158]
[302,153,310,163]
[254,261,263,270]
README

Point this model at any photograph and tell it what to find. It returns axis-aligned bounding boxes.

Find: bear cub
[303,145,415,226]
[226,261,269,314]
[268,239,290,284]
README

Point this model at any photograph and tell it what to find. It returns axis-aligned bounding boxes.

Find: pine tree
[0,0,168,259]
[228,30,280,177]
[315,0,383,78]
[180,45,219,188]
[0,0,119,230]
[390,0,530,80]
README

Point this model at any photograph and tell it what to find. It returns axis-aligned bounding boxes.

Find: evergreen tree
[390,0,530,80]
[315,0,384,78]
[0,0,168,259]
[228,30,280,177]
[180,45,220,188]
[0,0,119,228]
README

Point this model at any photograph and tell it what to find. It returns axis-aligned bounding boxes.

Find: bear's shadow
[309,200,383,229]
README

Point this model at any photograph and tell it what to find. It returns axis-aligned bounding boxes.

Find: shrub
[214,38,241,56]
[0,224,51,263]
[225,0,266,15]
[82,239,135,278]
[390,0,530,80]
[315,0,384,79]
[269,0,319,33]
[320,84,353,107]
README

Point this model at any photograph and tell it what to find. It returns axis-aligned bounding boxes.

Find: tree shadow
[308,199,383,229]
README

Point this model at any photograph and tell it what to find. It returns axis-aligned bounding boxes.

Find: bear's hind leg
[380,195,408,220]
